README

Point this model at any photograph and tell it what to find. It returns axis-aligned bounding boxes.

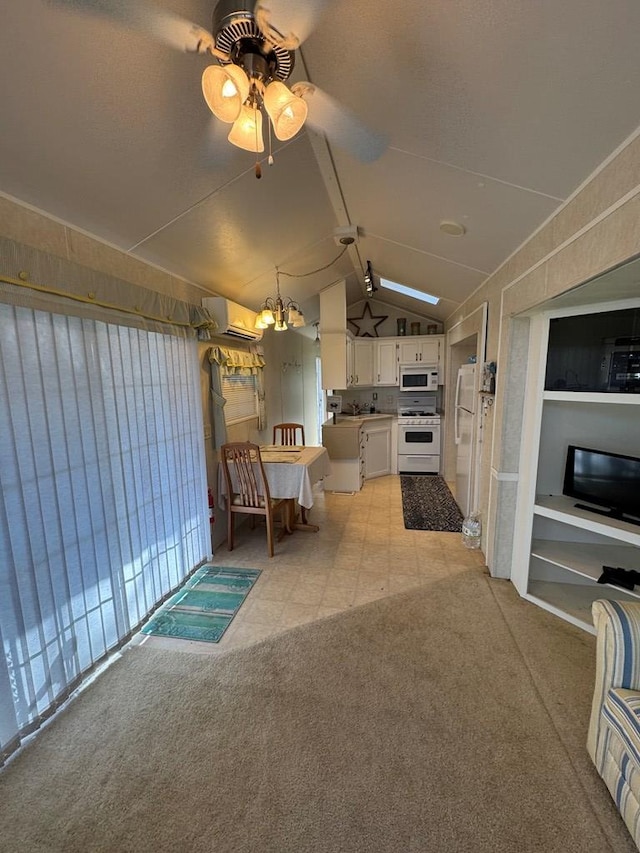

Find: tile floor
[138,474,486,655]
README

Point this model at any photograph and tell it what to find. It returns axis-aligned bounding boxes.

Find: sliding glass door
[0,304,209,763]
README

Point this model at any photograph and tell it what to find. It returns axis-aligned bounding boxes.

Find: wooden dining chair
[220,442,292,558]
[273,423,305,447]
[272,422,309,524]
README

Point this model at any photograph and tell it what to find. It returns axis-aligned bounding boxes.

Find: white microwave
[399,363,440,392]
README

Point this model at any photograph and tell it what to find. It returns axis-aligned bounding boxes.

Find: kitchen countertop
[323,413,395,427]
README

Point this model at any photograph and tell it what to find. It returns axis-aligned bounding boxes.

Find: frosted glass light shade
[201,64,250,123]
[228,104,264,152]
[263,81,308,141]
[287,307,305,327]
[260,308,275,325]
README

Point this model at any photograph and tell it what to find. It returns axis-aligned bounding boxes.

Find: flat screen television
[563,445,640,526]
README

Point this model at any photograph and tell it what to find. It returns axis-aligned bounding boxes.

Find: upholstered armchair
[588,599,640,849]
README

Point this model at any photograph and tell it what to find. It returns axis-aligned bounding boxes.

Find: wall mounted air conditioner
[202,297,262,341]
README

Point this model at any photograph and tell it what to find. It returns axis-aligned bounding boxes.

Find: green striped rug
[141,565,261,643]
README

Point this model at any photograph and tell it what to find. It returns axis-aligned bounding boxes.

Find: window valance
[208,345,265,375]
[0,236,218,339]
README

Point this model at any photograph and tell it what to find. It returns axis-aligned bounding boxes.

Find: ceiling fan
[50,0,387,174]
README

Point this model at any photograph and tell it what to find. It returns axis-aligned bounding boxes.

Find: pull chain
[254,101,262,179]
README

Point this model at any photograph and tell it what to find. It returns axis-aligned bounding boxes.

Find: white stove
[397,397,441,473]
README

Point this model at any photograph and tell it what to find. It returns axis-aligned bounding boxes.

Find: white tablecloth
[218,446,332,510]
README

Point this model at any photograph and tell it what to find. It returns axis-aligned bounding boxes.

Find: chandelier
[201,3,308,164]
[255,271,306,332]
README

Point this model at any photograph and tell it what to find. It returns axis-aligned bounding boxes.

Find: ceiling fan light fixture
[263,80,308,141]
[201,64,250,123]
[228,103,264,152]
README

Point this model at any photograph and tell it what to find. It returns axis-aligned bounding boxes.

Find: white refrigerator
[454,364,477,517]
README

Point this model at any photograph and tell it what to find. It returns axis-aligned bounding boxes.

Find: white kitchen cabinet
[352,339,374,386]
[322,422,365,492]
[375,339,398,385]
[320,331,355,390]
[364,420,391,479]
[512,302,640,634]
[398,336,443,366]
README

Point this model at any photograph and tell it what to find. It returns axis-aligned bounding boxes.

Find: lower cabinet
[322,459,364,492]
[322,423,365,492]
[322,417,392,490]
[364,421,391,479]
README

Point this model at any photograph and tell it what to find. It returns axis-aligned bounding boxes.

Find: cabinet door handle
[377,373,380,382]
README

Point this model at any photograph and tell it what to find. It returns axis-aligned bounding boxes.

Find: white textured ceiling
[1,0,639,324]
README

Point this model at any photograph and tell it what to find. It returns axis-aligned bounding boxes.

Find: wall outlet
[203,424,212,440]
[372,392,378,400]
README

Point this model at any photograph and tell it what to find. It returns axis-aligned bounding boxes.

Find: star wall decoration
[347,302,388,338]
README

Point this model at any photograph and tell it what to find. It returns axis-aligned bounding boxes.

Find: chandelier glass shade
[255,273,305,332]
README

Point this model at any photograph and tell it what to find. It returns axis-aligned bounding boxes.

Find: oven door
[398,424,441,456]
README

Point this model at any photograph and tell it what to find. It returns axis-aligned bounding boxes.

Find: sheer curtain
[0,303,209,763]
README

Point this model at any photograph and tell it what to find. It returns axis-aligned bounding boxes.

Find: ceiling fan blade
[254,0,330,50]
[47,0,216,54]
[292,83,388,163]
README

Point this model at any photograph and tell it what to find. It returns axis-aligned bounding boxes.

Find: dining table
[217,445,332,532]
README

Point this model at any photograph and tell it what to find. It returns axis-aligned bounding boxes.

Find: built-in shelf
[531,538,640,590]
[543,391,640,405]
[515,300,640,635]
[525,580,639,634]
[534,496,640,544]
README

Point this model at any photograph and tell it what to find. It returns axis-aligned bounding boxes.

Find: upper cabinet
[320,281,350,390]
[398,335,443,366]
[376,339,398,385]
[320,331,349,390]
[352,339,375,387]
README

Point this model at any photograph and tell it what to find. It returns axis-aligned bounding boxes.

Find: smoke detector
[333,225,360,246]
[439,220,466,237]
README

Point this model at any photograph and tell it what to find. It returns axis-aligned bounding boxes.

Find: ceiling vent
[202,297,263,341]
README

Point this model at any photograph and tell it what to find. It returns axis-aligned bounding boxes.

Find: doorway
[315,355,326,445]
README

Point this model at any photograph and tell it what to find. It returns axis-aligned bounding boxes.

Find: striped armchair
[588,600,640,849]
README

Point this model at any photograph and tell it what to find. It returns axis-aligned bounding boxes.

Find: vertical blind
[0,303,209,763]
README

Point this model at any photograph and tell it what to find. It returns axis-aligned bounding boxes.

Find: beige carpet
[0,569,635,853]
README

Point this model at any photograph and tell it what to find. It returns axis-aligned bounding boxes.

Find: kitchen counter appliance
[397,395,441,474]
[399,363,440,392]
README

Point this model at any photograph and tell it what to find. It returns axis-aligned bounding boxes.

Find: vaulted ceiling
[1,0,640,327]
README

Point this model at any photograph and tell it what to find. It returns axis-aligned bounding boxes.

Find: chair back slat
[221,442,271,508]
[273,423,305,446]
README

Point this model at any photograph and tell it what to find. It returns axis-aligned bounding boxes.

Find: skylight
[379,278,440,305]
